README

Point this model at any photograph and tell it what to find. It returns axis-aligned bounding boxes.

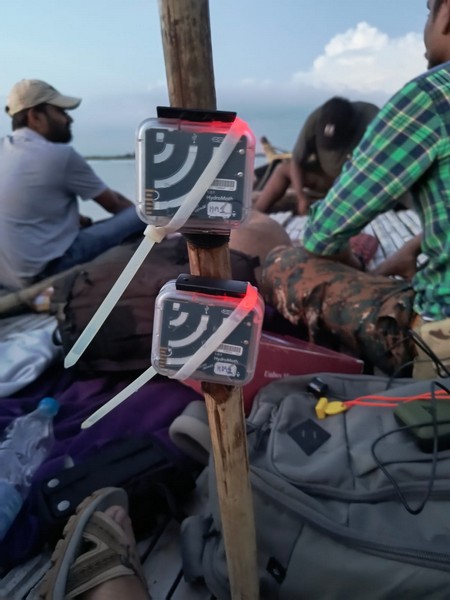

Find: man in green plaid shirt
[262,0,450,377]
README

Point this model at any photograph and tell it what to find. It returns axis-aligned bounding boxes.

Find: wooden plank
[269,211,293,227]
[141,473,213,599]
[141,518,185,599]
[285,215,308,240]
[363,222,385,270]
[0,263,90,316]
[273,208,426,270]
[0,552,51,600]
[170,577,214,600]
[370,215,397,259]
[398,209,422,234]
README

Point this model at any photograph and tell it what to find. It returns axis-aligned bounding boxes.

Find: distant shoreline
[86,151,268,161]
[85,153,135,161]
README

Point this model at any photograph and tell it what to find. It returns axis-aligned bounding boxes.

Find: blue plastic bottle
[0,397,59,541]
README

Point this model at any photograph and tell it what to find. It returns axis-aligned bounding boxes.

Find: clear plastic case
[151,278,264,385]
[136,110,255,234]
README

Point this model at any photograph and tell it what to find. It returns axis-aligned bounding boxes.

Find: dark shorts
[262,246,416,375]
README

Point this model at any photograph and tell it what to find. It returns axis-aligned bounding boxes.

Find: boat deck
[269,207,424,269]
[0,313,214,600]
[0,207,423,599]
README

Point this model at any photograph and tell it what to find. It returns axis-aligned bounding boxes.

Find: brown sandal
[39,487,148,599]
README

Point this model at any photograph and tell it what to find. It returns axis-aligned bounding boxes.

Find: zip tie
[315,397,348,418]
[171,283,258,381]
[324,401,348,416]
[81,366,158,429]
[64,237,155,368]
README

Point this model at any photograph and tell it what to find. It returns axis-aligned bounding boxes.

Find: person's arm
[252,160,292,213]
[304,243,363,269]
[65,149,134,214]
[370,234,422,279]
[290,160,311,216]
[93,189,134,214]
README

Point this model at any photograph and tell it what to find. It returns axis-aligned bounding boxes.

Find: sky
[0,0,430,156]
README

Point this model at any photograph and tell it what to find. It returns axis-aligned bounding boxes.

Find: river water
[81,159,137,221]
[83,155,267,222]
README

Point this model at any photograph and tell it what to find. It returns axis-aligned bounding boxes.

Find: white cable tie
[171,283,256,381]
[64,237,155,368]
[81,366,158,428]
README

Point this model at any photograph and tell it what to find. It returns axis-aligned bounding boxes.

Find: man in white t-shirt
[0,79,145,289]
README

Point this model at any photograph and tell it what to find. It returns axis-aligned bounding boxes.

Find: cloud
[214,22,428,126]
[209,23,429,154]
[73,16,428,155]
[292,22,426,95]
[324,21,388,55]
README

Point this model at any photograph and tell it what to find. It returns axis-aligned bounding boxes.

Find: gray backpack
[173,373,450,599]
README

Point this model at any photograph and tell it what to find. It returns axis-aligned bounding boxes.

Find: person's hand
[369,234,422,280]
[305,245,365,271]
[370,253,417,279]
[79,214,93,228]
[296,193,310,216]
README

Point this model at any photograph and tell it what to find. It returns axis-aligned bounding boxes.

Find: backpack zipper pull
[324,401,348,416]
[315,397,329,419]
[315,397,348,418]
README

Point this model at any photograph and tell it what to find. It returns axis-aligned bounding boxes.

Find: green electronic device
[394,400,450,452]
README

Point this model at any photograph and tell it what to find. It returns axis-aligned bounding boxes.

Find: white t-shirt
[0,128,107,280]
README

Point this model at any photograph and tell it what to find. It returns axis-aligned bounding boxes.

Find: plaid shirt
[303,62,450,319]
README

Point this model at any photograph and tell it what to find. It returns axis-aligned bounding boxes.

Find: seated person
[0,79,145,290]
[254,97,379,215]
[261,0,450,379]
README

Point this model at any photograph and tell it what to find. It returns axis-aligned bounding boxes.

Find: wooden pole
[0,263,89,315]
[157,2,259,599]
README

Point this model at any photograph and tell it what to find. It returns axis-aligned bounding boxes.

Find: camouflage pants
[262,246,416,375]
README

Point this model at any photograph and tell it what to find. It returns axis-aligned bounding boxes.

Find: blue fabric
[41,206,146,276]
